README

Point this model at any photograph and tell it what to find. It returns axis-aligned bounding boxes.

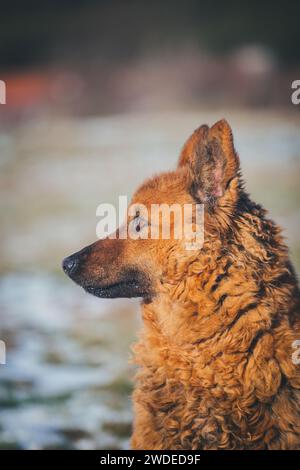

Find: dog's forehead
[132,170,191,206]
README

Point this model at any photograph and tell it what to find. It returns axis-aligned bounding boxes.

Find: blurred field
[0,109,300,449]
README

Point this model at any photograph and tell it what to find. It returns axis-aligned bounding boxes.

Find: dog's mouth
[63,245,153,299]
[84,276,151,299]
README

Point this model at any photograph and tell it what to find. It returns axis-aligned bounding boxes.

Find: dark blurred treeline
[1,0,299,69]
[0,0,299,115]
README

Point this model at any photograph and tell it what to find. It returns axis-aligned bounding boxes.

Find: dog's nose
[62,255,79,276]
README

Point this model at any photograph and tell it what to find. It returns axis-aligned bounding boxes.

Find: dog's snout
[62,244,94,284]
[62,255,79,276]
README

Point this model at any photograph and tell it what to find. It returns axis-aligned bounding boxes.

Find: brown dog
[63,120,300,449]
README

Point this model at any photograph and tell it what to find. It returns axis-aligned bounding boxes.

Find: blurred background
[0,0,299,449]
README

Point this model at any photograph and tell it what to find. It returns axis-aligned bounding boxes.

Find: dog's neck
[134,210,299,379]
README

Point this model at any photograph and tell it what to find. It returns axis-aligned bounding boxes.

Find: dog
[63,119,300,449]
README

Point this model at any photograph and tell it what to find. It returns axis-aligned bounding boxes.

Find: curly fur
[130,121,300,450]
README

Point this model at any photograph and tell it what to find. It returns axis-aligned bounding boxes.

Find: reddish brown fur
[130,120,300,449]
[65,120,300,449]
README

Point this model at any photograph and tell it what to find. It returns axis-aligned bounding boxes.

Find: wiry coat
[131,121,300,450]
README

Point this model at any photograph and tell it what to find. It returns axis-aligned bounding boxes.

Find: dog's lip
[83,278,149,298]
[85,278,138,292]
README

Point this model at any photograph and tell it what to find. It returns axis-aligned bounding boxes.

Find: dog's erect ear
[178,119,240,203]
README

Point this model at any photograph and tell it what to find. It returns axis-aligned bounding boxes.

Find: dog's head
[62,119,240,299]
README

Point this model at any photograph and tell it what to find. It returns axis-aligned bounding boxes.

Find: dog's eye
[133,215,147,232]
